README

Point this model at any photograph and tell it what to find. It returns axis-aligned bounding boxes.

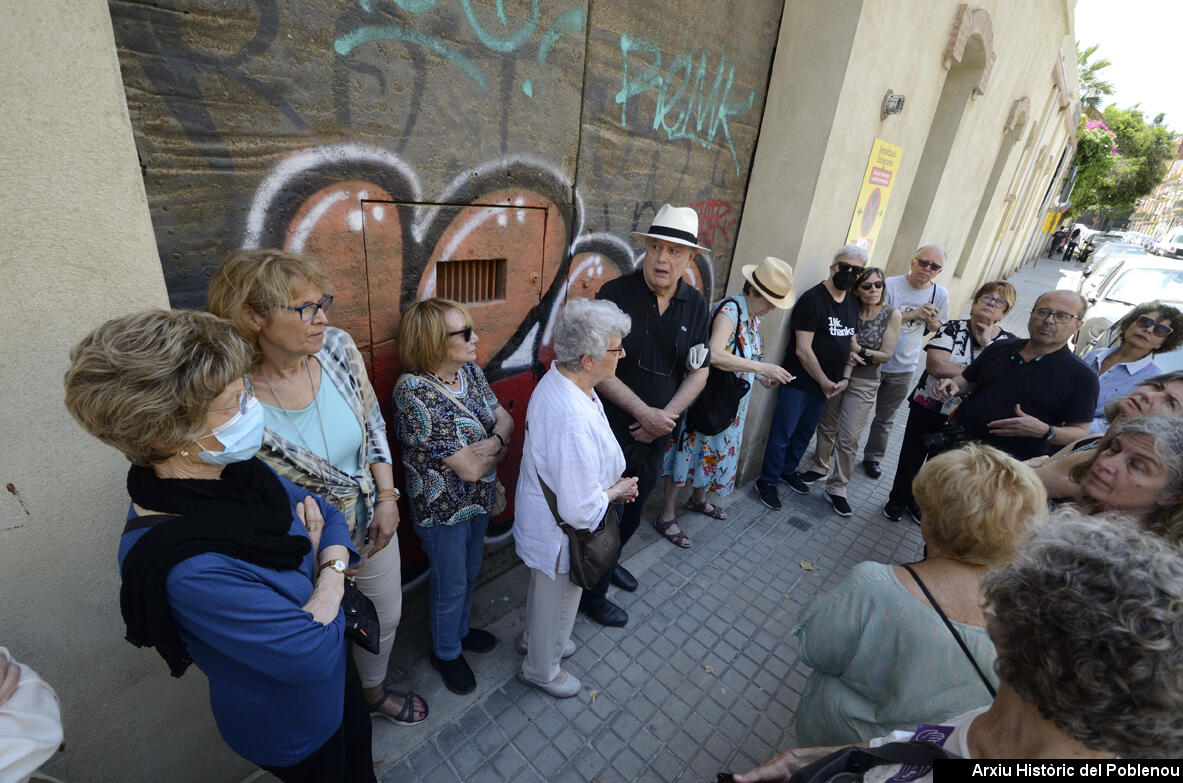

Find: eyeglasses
[1135,315,1174,337]
[977,295,1009,309]
[282,294,334,322]
[605,345,625,354]
[1032,308,1080,324]
[859,281,884,290]
[210,389,253,415]
[447,325,474,342]
[914,259,943,271]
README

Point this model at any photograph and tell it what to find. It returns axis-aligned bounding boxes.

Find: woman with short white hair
[512,299,639,697]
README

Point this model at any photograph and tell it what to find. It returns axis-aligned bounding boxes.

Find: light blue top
[793,561,997,746]
[262,372,363,489]
[1081,346,1162,433]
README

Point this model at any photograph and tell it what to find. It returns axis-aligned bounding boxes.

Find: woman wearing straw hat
[654,257,796,547]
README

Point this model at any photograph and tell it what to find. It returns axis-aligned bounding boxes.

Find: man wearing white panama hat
[580,204,712,627]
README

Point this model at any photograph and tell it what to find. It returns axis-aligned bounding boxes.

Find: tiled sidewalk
[362,257,1079,782]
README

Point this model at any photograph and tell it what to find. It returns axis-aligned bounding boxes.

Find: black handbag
[686,298,750,436]
[786,741,960,783]
[342,578,381,654]
[537,471,621,589]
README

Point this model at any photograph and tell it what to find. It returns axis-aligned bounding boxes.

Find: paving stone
[489,744,527,779]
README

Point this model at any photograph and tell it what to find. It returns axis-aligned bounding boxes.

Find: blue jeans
[760,385,828,485]
[414,513,489,660]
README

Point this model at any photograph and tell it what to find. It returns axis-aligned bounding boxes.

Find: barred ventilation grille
[436,258,507,304]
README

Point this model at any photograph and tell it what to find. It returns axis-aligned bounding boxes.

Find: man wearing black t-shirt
[755,245,867,510]
[585,204,711,627]
[933,290,1099,460]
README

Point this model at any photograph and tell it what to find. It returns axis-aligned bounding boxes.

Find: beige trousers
[351,534,403,688]
[803,374,881,497]
[521,568,582,684]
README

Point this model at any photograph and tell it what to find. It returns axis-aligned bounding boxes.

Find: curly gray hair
[552,298,631,371]
[983,508,1183,758]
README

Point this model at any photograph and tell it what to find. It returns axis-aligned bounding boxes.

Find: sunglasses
[447,325,475,342]
[1136,315,1174,337]
[914,259,943,271]
[282,294,334,322]
[859,281,884,290]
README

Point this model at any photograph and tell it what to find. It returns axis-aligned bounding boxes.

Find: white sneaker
[517,668,582,698]
[515,633,576,659]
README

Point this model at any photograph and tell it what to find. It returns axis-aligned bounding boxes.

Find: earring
[180,449,190,457]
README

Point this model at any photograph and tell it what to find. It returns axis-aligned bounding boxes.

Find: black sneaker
[883,500,903,521]
[754,480,782,510]
[461,627,497,653]
[907,501,923,525]
[798,470,825,484]
[862,460,882,479]
[826,493,853,516]
[780,473,810,495]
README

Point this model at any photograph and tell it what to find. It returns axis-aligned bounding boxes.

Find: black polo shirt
[596,270,710,436]
[955,338,1100,460]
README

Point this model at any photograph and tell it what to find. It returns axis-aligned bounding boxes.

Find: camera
[922,421,969,454]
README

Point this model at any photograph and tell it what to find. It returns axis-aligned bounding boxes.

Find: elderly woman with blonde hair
[739,510,1183,781]
[208,249,425,727]
[513,299,640,697]
[64,310,372,781]
[792,443,1046,746]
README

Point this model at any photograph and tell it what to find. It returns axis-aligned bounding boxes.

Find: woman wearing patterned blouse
[800,266,902,516]
[657,256,795,547]
[209,250,427,728]
[394,299,513,695]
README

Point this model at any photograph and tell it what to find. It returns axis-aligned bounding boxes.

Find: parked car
[1077,248,1146,302]
[1077,232,1124,263]
[1152,230,1183,259]
[1074,259,1183,355]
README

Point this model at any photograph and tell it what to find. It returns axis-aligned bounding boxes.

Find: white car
[1153,230,1183,258]
[1077,245,1148,301]
[1074,260,1183,356]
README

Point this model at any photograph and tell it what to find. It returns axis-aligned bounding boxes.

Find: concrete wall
[732,0,1077,477]
[0,1,252,780]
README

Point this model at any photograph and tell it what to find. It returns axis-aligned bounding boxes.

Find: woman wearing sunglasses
[208,250,428,728]
[1080,301,1183,434]
[799,267,901,515]
[393,298,513,695]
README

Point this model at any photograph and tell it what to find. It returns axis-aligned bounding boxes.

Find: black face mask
[832,268,858,290]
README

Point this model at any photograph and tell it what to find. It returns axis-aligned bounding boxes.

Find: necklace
[433,368,460,385]
[261,358,332,480]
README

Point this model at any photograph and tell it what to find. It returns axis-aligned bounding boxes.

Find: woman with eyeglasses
[208,250,428,728]
[883,282,1017,522]
[393,298,513,695]
[65,310,374,781]
[799,267,901,515]
[1080,301,1183,434]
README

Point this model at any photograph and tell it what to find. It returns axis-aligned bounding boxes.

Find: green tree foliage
[1069,106,1176,221]
[1076,42,1114,113]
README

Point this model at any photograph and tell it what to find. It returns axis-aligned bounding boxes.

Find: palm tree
[1076,42,1115,115]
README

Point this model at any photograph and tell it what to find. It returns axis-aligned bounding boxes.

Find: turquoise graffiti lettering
[615,33,755,175]
[336,0,583,98]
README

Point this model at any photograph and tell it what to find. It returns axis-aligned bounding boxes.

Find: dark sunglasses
[447,325,474,342]
[914,259,943,271]
[834,261,854,273]
[859,281,884,290]
[1136,315,1174,337]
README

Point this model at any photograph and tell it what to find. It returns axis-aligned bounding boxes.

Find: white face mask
[195,396,265,465]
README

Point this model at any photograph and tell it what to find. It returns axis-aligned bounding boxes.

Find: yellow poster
[1041,211,1059,234]
[845,138,903,262]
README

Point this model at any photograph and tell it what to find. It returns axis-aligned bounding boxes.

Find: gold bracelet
[376,488,400,500]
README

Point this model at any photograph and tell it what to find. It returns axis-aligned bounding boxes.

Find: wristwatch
[1043,425,1056,442]
[319,559,347,575]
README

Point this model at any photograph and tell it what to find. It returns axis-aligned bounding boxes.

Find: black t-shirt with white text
[782,282,859,396]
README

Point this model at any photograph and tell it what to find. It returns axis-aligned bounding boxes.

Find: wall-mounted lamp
[881,90,905,120]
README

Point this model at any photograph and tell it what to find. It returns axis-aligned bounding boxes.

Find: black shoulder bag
[784,740,961,783]
[686,298,751,436]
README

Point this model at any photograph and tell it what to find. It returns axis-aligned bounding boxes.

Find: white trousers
[521,568,582,683]
[350,534,403,688]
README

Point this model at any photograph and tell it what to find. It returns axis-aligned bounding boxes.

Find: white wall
[0,2,249,780]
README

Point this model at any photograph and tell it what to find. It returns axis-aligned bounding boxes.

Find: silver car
[1074,260,1183,356]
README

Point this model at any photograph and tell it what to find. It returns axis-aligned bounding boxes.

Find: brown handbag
[536,471,620,589]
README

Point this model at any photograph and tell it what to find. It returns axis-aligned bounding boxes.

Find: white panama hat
[630,204,710,252]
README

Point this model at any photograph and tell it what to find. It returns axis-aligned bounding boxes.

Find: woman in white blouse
[512,299,640,697]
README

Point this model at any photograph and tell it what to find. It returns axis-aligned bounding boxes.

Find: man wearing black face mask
[755,245,867,510]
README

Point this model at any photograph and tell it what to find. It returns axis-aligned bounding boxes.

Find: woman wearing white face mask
[64,310,375,782]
